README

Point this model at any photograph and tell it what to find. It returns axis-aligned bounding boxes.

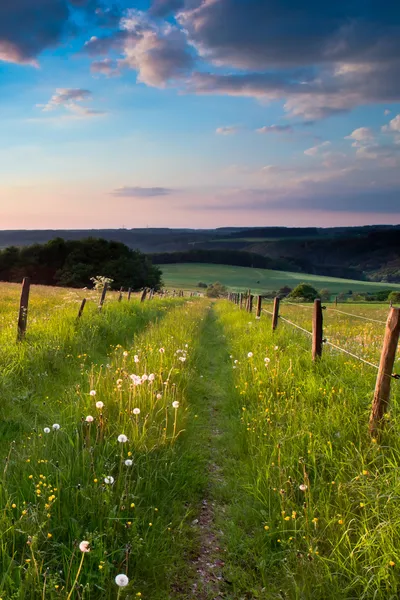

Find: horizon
[1,1,400,227]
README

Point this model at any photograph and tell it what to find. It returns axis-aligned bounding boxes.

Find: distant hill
[0,225,398,282]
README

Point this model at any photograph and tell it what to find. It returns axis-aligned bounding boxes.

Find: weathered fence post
[99,283,108,311]
[17,277,30,340]
[272,297,280,331]
[140,288,147,302]
[77,298,86,319]
[248,294,253,313]
[312,298,323,360]
[239,293,243,309]
[127,288,132,301]
[256,295,262,318]
[118,287,123,302]
[335,296,338,307]
[369,307,400,435]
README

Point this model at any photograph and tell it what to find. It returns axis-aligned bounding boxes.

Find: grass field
[159,263,400,295]
[0,282,400,599]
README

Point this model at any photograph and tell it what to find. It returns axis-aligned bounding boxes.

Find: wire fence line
[262,308,400,380]
[283,301,387,325]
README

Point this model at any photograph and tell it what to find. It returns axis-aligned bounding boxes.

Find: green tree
[318,288,331,301]
[288,283,319,302]
[388,291,400,304]
[206,282,228,298]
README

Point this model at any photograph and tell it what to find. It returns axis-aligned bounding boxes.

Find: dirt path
[187,307,233,600]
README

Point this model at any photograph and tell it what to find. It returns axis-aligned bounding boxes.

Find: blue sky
[0,0,399,228]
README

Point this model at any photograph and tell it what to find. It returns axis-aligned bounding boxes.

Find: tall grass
[215,301,400,600]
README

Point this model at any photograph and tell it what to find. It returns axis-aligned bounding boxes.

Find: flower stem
[66,552,86,600]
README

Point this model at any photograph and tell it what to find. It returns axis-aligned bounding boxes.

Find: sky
[0,0,400,229]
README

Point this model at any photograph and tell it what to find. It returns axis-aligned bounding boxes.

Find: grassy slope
[159,263,400,295]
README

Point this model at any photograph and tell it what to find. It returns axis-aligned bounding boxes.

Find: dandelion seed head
[125,459,133,466]
[85,415,94,423]
[123,351,129,357]
[172,401,180,409]
[159,347,165,353]
[79,540,90,553]
[44,427,50,434]
[299,484,308,492]
[156,393,162,400]
[115,574,129,587]
[118,434,128,443]
[134,355,139,363]
[96,401,104,409]
[52,424,60,431]
[148,373,155,382]
[104,476,114,484]
[89,390,96,397]
[133,408,141,415]
[247,352,253,358]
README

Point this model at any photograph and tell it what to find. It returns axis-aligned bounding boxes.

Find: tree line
[0,238,162,290]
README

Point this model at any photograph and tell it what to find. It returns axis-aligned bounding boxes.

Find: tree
[206,282,228,298]
[288,283,319,302]
[197,282,208,288]
[388,291,400,304]
[278,285,292,298]
[318,288,331,301]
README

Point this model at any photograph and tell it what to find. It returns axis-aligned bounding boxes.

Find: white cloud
[382,114,400,133]
[304,141,331,156]
[216,125,240,135]
[345,127,374,142]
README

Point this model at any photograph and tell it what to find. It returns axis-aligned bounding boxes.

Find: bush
[389,291,400,304]
[206,282,228,298]
[288,283,319,302]
[197,282,208,288]
[318,288,331,302]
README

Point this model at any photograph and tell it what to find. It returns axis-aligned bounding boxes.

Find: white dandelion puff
[172,401,179,409]
[115,574,129,587]
[123,351,129,357]
[148,373,155,382]
[52,423,60,431]
[104,476,114,485]
[79,540,90,553]
[44,427,50,434]
[247,352,253,358]
[96,401,104,409]
[89,390,96,397]
[156,393,162,400]
[159,347,165,353]
[299,484,308,492]
[118,434,128,443]
[125,459,133,466]
[85,415,94,423]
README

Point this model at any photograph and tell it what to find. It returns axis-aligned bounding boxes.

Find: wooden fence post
[272,297,280,331]
[239,293,243,309]
[77,298,86,319]
[256,295,262,318]
[17,277,30,340]
[369,307,400,435]
[127,288,132,301]
[118,287,123,302]
[99,283,108,311]
[335,296,338,307]
[248,294,253,313]
[140,288,147,302]
[312,298,323,360]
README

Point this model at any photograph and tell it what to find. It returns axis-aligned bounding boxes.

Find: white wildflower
[89,390,96,397]
[299,484,308,492]
[115,574,129,587]
[79,540,90,553]
[118,434,128,443]
[96,401,104,409]
[85,415,94,423]
[104,476,114,484]
[44,427,50,434]
[52,423,60,431]
[172,401,179,409]
[247,352,253,358]
[133,408,141,415]
[125,459,133,466]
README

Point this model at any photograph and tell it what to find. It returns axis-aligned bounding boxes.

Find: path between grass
[180,304,239,600]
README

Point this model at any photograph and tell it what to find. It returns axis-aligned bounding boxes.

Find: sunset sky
[1,0,400,228]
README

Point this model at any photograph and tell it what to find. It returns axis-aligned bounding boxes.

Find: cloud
[91,58,119,76]
[382,114,400,133]
[115,10,194,87]
[83,31,128,56]
[0,0,104,64]
[37,88,106,119]
[112,186,174,197]
[304,141,331,156]
[345,127,374,142]
[256,124,293,134]
[384,109,391,116]
[216,125,240,135]
[39,88,92,111]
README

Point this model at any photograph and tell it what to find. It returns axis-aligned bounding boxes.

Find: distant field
[159,263,400,295]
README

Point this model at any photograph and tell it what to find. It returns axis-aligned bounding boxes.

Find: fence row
[227,291,400,436]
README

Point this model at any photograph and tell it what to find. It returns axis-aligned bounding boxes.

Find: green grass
[159,263,400,295]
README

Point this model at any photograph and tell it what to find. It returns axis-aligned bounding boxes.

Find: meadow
[158,263,400,296]
[0,282,399,599]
